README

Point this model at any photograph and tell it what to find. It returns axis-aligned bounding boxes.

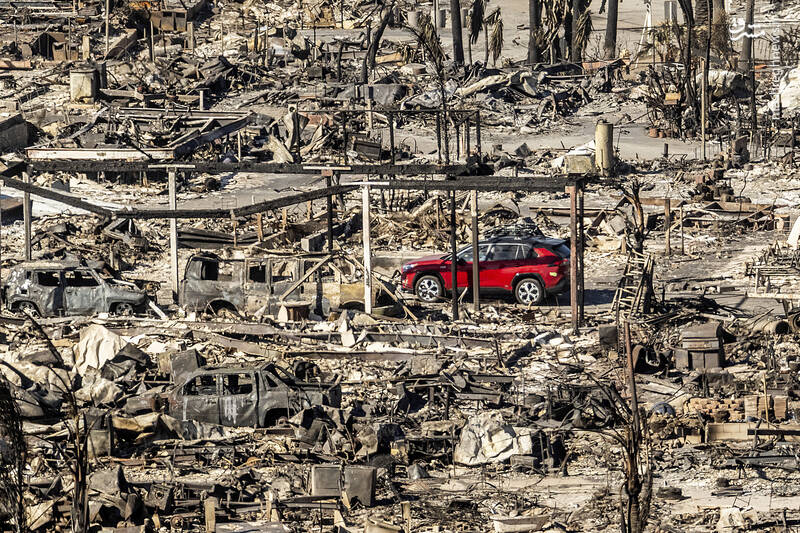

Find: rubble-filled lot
[6,0,800,531]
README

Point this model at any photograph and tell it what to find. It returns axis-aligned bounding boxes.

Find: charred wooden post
[471,189,480,311]
[664,198,671,256]
[569,183,579,334]
[450,189,459,320]
[578,185,585,325]
[22,171,31,261]
[389,112,396,164]
[362,180,373,314]
[324,170,334,252]
[169,170,178,302]
[475,111,482,154]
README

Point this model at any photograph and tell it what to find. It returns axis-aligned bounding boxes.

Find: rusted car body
[2,260,148,317]
[178,252,392,316]
[166,363,342,427]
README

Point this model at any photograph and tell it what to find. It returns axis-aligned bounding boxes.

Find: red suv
[401,236,570,305]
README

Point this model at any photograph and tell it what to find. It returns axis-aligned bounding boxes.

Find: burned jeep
[178,251,395,317]
[167,363,342,427]
[2,260,148,317]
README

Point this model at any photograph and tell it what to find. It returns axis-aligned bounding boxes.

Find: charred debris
[4,0,800,532]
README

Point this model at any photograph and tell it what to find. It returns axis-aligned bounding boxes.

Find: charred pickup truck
[179,251,394,317]
[2,260,148,317]
[167,363,342,427]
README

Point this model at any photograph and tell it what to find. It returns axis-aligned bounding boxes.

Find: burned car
[2,260,148,317]
[167,363,342,427]
[179,251,395,317]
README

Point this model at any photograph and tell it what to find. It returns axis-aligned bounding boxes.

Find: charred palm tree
[406,13,450,163]
[603,0,618,58]
[528,0,541,63]
[360,3,395,84]
[486,8,504,66]
[450,0,465,64]
[467,0,503,65]
[24,316,91,533]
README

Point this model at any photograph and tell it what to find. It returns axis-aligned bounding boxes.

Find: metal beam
[26,147,176,161]
[362,178,578,193]
[27,160,471,175]
[0,174,357,220]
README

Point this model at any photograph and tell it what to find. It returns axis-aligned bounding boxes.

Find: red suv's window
[458,244,491,262]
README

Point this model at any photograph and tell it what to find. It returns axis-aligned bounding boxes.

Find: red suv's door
[442,244,492,290]
[482,244,532,290]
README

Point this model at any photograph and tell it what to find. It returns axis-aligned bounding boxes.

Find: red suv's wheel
[415,275,443,302]
[515,278,544,305]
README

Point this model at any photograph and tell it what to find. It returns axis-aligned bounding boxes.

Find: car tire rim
[116,303,134,316]
[417,278,440,301]
[518,282,540,304]
[19,303,37,317]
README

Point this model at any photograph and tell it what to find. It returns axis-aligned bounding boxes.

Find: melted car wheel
[113,302,135,316]
[415,275,443,302]
[17,302,39,317]
[515,278,544,305]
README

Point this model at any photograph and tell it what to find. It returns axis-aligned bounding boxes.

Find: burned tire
[16,301,39,318]
[414,275,443,303]
[208,301,239,319]
[112,302,134,316]
[515,278,544,305]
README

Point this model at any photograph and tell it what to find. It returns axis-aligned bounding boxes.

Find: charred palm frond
[634,21,684,62]
[539,0,567,52]
[468,0,485,45]
[486,8,504,63]
[0,378,25,533]
[574,8,593,58]
[409,12,445,69]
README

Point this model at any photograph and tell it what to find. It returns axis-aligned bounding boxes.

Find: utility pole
[527,0,540,64]
[603,0,618,59]
[450,0,465,65]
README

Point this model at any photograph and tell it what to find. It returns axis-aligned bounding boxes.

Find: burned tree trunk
[571,0,582,62]
[360,7,393,84]
[739,0,754,72]
[678,0,699,123]
[604,0,618,59]
[527,0,540,63]
[450,0,465,65]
